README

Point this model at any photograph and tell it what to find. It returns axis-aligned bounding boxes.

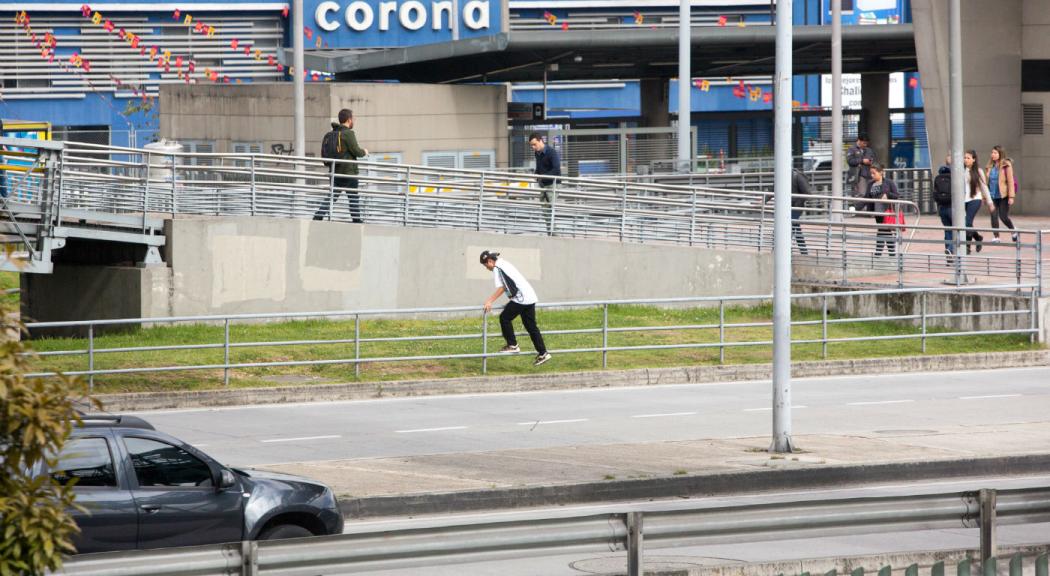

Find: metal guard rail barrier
[55,486,1050,575]
[24,283,1040,390]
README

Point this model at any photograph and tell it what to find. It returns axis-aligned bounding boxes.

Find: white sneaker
[533,352,552,366]
[500,345,520,353]
[992,237,1001,243]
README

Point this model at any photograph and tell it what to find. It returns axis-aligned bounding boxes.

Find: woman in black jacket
[865,163,899,258]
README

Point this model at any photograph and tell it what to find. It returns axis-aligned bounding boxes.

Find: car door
[121,434,244,549]
[50,434,139,553]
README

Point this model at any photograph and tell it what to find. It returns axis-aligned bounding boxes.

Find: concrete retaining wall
[793,283,1048,342]
[24,217,773,331]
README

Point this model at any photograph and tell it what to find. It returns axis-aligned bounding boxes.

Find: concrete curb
[337,453,1050,519]
[97,350,1049,411]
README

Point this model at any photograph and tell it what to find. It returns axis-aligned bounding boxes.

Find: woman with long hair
[865,162,899,258]
[986,145,1017,242]
[963,150,995,254]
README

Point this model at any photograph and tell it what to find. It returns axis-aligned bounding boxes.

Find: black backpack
[933,172,952,206]
[320,129,342,166]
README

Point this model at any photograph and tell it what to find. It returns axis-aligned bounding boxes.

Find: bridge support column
[861,73,891,165]
[640,78,673,172]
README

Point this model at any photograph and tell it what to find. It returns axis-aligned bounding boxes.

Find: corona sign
[308,0,500,48]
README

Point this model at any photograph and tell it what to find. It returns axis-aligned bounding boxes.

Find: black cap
[479,250,499,263]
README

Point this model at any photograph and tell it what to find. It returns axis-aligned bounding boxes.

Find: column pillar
[861,73,891,165]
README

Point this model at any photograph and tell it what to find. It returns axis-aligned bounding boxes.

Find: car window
[124,437,213,488]
[51,437,117,488]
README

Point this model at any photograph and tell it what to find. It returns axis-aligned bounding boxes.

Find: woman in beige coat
[986,145,1017,242]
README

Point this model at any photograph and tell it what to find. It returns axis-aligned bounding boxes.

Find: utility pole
[771,0,794,454]
[949,0,965,280]
[677,0,690,172]
[293,0,305,163]
[831,0,843,222]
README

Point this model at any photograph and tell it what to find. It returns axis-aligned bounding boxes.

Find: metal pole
[718,299,725,364]
[949,0,965,282]
[354,314,361,378]
[770,0,794,453]
[293,0,305,169]
[831,0,843,223]
[626,512,643,576]
[223,319,230,387]
[88,324,94,392]
[921,291,928,354]
[482,310,488,375]
[676,0,690,172]
[602,304,608,369]
[821,294,828,359]
[979,488,997,563]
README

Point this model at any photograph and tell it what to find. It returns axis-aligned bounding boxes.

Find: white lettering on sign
[315,0,490,33]
[399,0,426,30]
[463,0,488,29]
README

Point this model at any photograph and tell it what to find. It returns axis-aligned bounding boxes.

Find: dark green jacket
[332,123,366,176]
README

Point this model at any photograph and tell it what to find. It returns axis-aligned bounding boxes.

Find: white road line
[847,399,914,406]
[959,394,1022,400]
[744,406,808,412]
[517,419,589,426]
[395,426,469,434]
[631,412,697,419]
[261,435,342,443]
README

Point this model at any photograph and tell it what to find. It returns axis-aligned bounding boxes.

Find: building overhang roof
[296,24,916,83]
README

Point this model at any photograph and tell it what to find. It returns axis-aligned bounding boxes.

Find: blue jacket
[534,145,561,187]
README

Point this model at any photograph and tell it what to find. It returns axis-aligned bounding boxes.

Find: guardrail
[24,283,1040,391]
[54,486,1050,575]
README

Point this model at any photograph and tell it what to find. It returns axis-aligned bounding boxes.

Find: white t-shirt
[492,259,537,305]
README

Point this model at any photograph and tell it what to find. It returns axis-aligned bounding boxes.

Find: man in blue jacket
[529,133,561,203]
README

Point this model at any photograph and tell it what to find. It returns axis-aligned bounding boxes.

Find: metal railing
[25,284,1040,391]
[2,138,1040,289]
[55,486,1050,575]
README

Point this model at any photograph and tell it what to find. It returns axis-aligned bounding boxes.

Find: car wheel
[259,524,314,540]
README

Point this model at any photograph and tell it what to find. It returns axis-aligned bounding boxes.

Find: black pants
[991,197,1015,237]
[791,208,808,255]
[874,223,896,257]
[314,176,361,223]
[500,301,547,355]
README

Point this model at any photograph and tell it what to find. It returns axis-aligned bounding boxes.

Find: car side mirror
[218,469,236,491]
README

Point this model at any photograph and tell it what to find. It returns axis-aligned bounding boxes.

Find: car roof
[75,414,156,431]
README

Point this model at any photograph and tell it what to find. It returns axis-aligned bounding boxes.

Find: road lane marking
[517,419,589,426]
[846,399,914,406]
[395,426,469,434]
[261,435,342,443]
[959,394,1022,400]
[744,406,808,412]
[631,412,697,419]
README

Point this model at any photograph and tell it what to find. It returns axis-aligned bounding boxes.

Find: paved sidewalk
[262,420,1050,518]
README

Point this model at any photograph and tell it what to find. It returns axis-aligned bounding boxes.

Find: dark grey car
[45,415,343,554]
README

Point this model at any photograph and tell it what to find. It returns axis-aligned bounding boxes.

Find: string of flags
[15,10,147,117]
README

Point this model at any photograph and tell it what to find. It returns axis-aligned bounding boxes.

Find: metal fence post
[403,167,412,227]
[979,488,997,563]
[477,173,485,231]
[170,153,178,216]
[1031,287,1038,344]
[241,540,258,576]
[602,303,609,369]
[921,291,928,354]
[548,179,558,236]
[355,314,361,379]
[1015,231,1023,288]
[840,219,848,284]
[1036,553,1049,576]
[896,227,904,288]
[250,159,257,216]
[689,190,697,246]
[821,294,828,359]
[958,559,972,576]
[983,557,997,576]
[626,511,643,576]
[482,310,489,375]
[719,299,725,364]
[88,324,95,392]
[223,319,231,387]
[1037,231,1044,297]
[1009,553,1022,576]
[617,181,625,240]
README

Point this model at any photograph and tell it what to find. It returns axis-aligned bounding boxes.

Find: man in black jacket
[529,133,561,203]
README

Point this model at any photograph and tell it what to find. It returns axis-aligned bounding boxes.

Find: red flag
[81,4,91,17]
[304,27,313,39]
[763,92,772,104]
[282,5,289,17]
[231,38,239,50]
[908,77,919,89]
[103,19,114,32]
[561,21,568,30]
[173,8,180,20]
[718,15,727,26]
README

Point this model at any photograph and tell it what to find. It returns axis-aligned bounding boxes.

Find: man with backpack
[316,108,368,223]
[932,154,955,263]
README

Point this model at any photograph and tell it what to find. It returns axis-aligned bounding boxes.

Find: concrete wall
[794,283,1047,342]
[1020,0,1050,214]
[159,83,509,168]
[22,266,172,337]
[162,217,772,315]
[912,0,1035,210]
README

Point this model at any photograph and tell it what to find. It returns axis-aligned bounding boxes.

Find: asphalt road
[131,366,1050,467]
